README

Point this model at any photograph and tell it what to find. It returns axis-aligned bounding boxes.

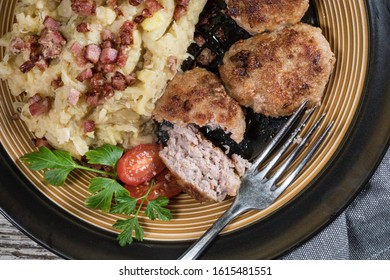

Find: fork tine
[248,100,308,174]
[268,113,326,186]
[271,119,334,198]
[257,106,317,179]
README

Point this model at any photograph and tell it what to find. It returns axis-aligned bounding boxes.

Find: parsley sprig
[20,145,173,246]
[111,180,172,246]
[20,145,121,186]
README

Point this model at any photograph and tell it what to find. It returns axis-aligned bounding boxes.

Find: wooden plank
[0,214,60,260]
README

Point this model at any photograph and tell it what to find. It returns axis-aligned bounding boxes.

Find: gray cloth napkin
[281,147,390,260]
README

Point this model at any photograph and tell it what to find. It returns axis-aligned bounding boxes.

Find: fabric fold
[281,148,390,260]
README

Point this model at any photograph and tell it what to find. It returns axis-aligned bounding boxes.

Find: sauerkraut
[0,0,207,157]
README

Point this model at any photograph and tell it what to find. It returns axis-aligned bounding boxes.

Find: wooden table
[0,214,60,260]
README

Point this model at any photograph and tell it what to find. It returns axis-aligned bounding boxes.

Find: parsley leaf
[113,218,144,246]
[111,195,137,215]
[20,146,119,186]
[21,147,80,186]
[21,147,78,171]
[146,196,172,221]
[44,167,74,186]
[86,177,129,212]
[85,144,123,169]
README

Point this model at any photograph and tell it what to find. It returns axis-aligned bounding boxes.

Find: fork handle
[178,203,247,260]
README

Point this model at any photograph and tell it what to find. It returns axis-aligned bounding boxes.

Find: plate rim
[1,0,390,260]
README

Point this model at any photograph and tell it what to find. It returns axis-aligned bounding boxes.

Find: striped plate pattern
[0,0,369,241]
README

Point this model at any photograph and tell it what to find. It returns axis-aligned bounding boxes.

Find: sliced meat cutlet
[153,67,246,143]
[219,23,336,117]
[159,124,251,202]
[226,0,309,34]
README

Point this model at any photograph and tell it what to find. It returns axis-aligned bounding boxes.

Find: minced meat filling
[159,124,250,202]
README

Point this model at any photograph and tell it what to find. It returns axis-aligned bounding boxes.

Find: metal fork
[178,101,334,260]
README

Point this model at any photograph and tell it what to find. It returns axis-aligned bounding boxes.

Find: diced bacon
[101,63,116,73]
[86,92,99,106]
[95,62,116,73]
[99,47,118,64]
[120,32,134,46]
[34,138,52,149]
[76,22,90,33]
[40,28,67,47]
[173,5,186,21]
[76,68,93,82]
[111,71,127,90]
[71,42,83,55]
[102,0,121,14]
[129,0,143,6]
[120,20,137,33]
[71,42,88,66]
[145,0,163,13]
[134,15,145,24]
[9,38,26,54]
[90,73,105,89]
[29,54,41,64]
[176,0,190,7]
[19,60,36,73]
[115,8,124,16]
[125,73,137,86]
[84,44,101,64]
[29,94,51,117]
[101,30,114,41]
[71,0,96,16]
[38,28,67,59]
[101,40,115,49]
[142,9,153,18]
[102,83,114,99]
[120,31,133,46]
[83,120,96,133]
[29,94,42,104]
[51,78,64,89]
[35,58,49,71]
[76,55,88,66]
[43,16,61,30]
[119,21,136,46]
[25,36,39,54]
[117,46,129,67]
[68,88,81,106]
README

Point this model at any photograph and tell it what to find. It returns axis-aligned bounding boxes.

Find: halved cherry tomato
[116,143,166,186]
[125,169,183,203]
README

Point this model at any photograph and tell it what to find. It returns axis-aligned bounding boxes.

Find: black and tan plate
[0,0,389,259]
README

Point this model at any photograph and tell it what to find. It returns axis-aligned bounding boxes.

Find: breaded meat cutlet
[153,67,246,143]
[226,0,310,34]
[219,23,336,117]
